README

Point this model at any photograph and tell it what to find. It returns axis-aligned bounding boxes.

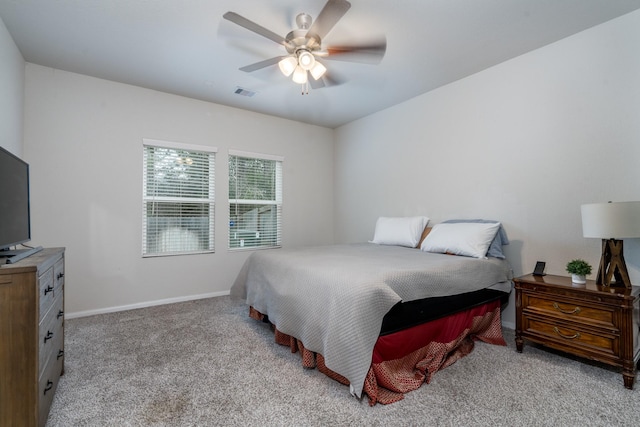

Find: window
[142,139,216,256]
[228,150,283,250]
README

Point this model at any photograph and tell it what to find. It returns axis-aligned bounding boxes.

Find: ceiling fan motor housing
[295,13,313,30]
[285,28,321,55]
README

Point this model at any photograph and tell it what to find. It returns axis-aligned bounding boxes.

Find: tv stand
[0,246,44,264]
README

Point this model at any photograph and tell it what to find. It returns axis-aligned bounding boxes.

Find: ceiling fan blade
[239,56,285,72]
[308,72,325,90]
[223,12,291,48]
[308,70,344,89]
[318,39,387,64]
[321,72,344,87]
[307,0,351,41]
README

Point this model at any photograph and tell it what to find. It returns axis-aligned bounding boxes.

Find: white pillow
[371,216,429,248]
[420,222,501,258]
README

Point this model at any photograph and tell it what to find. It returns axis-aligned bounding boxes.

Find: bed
[231,217,513,405]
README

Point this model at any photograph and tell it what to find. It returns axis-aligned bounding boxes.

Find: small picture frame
[533,261,546,276]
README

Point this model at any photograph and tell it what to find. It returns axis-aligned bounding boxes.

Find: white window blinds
[228,151,283,250]
[142,139,216,256]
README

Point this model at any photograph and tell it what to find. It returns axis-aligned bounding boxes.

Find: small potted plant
[566,259,592,284]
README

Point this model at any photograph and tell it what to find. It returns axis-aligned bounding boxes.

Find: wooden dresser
[514,273,639,389]
[0,248,65,427]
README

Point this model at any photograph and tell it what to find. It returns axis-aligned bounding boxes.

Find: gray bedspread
[231,243,512,398]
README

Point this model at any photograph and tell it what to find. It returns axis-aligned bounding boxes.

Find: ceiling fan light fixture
[297,50,315,71]
[310,61,327,80]
[278,56,297,76]
[292,65,308,84]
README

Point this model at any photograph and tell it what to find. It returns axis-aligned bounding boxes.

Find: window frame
[142,138,217,257]
[228,149,283,251]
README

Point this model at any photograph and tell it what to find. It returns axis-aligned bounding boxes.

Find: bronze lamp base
[597,239,632,288]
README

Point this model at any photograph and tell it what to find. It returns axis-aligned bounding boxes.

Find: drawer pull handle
[553,302,581,315]
[44,285,53,295]
[57,309,64,319]
[57,272,65,280]
[43,380,53,395]
[44,331,53,343]
[553,327,581,340]
[57,349,64,360]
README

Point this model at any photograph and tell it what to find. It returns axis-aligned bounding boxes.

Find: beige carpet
[47,295,639,426]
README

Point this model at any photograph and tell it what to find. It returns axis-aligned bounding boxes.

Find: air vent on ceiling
[234,87,257,97]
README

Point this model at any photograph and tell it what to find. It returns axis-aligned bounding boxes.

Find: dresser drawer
[38,266,55,320]
[38,347,64,427]
[38,292,64,379]
[523,294,617,329]
[53,258,65,292]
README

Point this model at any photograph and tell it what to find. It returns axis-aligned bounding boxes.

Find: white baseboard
[66,290,230,319]
[501,320,515,330]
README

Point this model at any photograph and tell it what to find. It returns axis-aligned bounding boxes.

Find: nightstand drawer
[523,294,616,329]
[524,317,618,355]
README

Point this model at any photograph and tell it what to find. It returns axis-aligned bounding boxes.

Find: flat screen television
[0,146,41,263]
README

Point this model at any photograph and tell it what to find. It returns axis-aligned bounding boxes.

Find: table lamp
[581,201,640,288]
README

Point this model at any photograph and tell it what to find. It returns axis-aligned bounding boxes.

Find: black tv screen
[0,146,31,251]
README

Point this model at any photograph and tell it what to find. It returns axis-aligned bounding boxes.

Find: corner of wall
[0,14,25,157]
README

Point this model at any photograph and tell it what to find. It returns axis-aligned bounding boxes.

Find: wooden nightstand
[514,274,639,389]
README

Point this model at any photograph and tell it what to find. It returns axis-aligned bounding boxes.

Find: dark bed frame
[380,288,510,335]
[260,287,510,336]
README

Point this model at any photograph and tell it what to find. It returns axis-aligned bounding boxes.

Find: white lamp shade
[581,201,640,238]
[278,56,297,77]
[310,61,327,80]
[292,65,308,84]
[298,50,315,70]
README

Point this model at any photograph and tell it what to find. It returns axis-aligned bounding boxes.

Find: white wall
[334,10,640,327]
[19,10,640,324]
[23,65,334,316]
[0,15,24,156]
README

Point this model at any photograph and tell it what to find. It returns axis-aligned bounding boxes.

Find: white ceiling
[2,0,640,128]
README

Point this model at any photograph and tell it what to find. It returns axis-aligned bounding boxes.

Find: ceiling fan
[223,0,386,93]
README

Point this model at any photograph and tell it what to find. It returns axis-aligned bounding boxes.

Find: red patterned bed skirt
[249,299,505,405]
